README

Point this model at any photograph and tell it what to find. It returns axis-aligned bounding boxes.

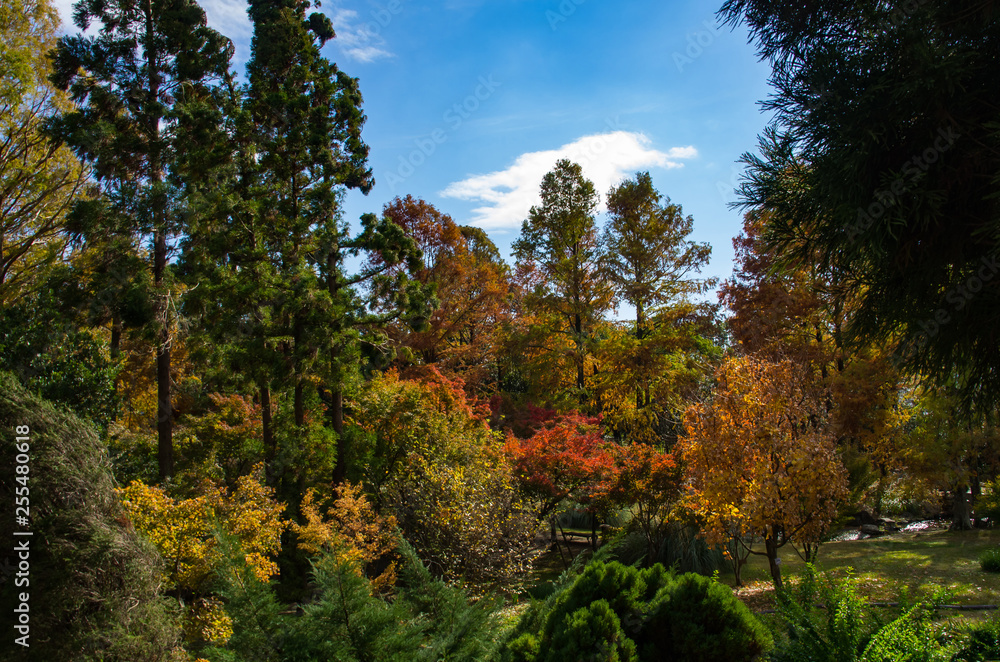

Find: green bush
[768,565,953,662]
[979,548,1000,572]
[641,572,772,660]
[0,292,119,428]
[502,559,771,661]
[952,614,1000,661]
[202,536,503,662]
[0,372,181,661]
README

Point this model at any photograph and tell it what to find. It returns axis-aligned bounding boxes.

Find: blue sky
[54,0,775,288]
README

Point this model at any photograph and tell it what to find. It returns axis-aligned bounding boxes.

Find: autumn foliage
[293,481,399,592]
[504,411,616,518]
[680,355,848,588]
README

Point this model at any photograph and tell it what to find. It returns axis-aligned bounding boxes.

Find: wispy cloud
[328,8,394,63]
[53,0,393,64]
[440,132,697,230]
[200,0,252,39]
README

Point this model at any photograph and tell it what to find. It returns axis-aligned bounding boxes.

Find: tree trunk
[765,526,783,591]
[261,383,275,485]
[155,231,173,482]
[331,388,347,484]
[147,0,171,483]
[574,312,585,396]
[952,485,973,530]
[294,380,305,427]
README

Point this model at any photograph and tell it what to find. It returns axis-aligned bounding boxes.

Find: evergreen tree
[48,0,233,480]
[513,159,612,402]
[721,0,1000,411]
[181,0,429,488]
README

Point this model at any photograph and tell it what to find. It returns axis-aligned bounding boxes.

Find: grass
[723,526,1000,613]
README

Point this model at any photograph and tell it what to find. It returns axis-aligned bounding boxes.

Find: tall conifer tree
[49,0,233,480]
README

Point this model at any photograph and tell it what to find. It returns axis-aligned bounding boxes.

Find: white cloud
[200,0,253,40]
[440,132,697,230]
[328,8,394,63]
[52,1,392,64]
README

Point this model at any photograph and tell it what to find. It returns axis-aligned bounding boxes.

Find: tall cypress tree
[49,0,233,481]
[181,0,430,487]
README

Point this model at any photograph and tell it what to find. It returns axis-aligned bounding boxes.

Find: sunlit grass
[723,527,1000,614]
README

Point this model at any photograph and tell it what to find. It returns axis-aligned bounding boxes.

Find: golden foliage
[293,481,398,593]
[680,355,848,549]
[182,597,233,646]
[117,466,288,591]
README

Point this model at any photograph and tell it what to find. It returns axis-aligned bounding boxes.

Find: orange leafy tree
[594,442,684,563]
[505,412,616,523]
[372,195,512,392]
[679,355,847,590]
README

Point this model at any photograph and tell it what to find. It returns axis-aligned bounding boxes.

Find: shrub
[768,565,953,662]
[952,614,1000,661]
[640,572,772,660]
[501,559,771,661]
[0,372,181,660]
[979,548,1000,572]
[204,535,502,662]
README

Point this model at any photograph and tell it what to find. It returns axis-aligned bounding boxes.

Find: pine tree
[48,0,233,480]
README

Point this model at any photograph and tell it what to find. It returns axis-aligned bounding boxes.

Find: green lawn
[725,526,1000,613]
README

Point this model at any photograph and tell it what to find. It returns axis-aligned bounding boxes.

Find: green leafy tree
[513,159,612,403]
[48,0,234,480]
[602,171,713,347]
[598,171,717,440]
[0,0,87,305]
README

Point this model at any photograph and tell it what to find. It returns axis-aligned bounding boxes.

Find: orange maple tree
[679,355,847,589]
[505,411,616,521]
[374,195,511,391]
[596,442,683,563]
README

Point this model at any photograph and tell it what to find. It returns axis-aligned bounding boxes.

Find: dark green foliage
[654,523,726,576]
[283,553,424,662]
[768,565,950,662]
[641,572,772,661]
[502,559,770,662]
[393,539,504,660]
[979,548,1000,573]
[48,0,235,480]
[721,0,1000,410]
[0,373,180,660]
[0,290,119,427]
[952,614,1000,662]
[204,535,500,661]
[608,525,726,576]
